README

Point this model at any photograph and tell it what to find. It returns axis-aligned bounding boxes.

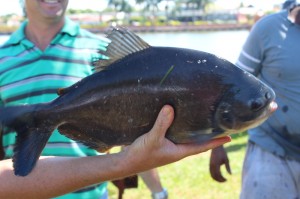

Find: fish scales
[0,27,276,176]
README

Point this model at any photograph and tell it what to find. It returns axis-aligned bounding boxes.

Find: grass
[107,132,248,199]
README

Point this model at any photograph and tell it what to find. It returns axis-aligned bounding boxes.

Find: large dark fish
[0,27,276,176]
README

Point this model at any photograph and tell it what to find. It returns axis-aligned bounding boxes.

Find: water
[0,30,249,63]
[138,30,249,63]
[0,35,9,45]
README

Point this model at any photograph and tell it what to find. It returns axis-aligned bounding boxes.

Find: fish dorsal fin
[94,27,151,72]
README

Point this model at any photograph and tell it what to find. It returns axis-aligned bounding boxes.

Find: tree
[135,0,163,11]
[135,0,164,24]
[107,0,133,24]
[108,0,132,13]
[178,0,215,12]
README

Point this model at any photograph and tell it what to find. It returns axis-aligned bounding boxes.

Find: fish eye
[221,111,234,124]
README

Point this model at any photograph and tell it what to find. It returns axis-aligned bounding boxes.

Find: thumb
[150,105,174,138]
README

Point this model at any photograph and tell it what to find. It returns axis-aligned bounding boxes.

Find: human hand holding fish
[120,105,231,174]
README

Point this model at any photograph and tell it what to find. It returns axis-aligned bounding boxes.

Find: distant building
[68,12,120,25]
[68,13,101,25]
[0,14,23,27]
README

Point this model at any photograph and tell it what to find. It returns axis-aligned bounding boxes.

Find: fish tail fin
[0,104,55,176]
[14,128,52,176]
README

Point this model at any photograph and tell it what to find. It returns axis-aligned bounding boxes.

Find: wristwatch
[152,188,168,199]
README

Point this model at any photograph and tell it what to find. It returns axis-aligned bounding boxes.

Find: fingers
[182,136,231,157]
[210,166,227,182]
[211,158,231,182]
[225,161,232,175]
[202,137,231,151]
[209,144,232,182]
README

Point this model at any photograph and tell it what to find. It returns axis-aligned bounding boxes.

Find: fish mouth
[216,100,277,133]
[234,101,277,131]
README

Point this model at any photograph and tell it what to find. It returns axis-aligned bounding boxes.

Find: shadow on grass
[225,131,248,153]
[226,143,247,153]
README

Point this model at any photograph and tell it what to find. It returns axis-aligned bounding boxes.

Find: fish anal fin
[13,130,52,176]
[58,124,112,152]
[94,26,151,72]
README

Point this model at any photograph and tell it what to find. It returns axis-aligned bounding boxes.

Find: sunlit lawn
[108,132,248,199]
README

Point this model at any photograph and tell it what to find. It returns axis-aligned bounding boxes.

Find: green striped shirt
[0,18,109,198]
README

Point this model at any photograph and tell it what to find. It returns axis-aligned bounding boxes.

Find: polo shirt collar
[5,21,27,46]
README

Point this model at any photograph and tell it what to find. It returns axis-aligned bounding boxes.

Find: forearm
[0,153,133,199]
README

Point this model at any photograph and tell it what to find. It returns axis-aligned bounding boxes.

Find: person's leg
[140,169,163,193]
[286,158,300,197]
[140,169,168,199]
[240,142,298,199]
[121,146,167,199]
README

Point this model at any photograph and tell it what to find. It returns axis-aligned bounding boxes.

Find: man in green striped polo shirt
[0,0,231,198]
[0,0,110,198]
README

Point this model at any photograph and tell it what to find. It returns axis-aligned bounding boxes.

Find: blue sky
[1,0,285,16]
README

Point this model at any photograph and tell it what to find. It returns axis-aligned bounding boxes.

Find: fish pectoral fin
[13,130,52,176]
